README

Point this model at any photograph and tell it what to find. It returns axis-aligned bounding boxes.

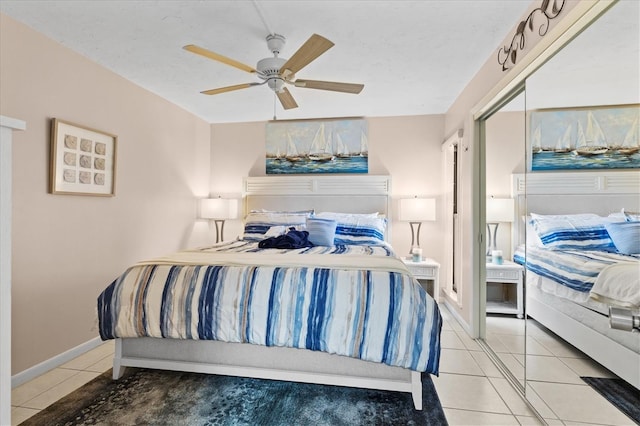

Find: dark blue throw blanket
[258,229,313,249]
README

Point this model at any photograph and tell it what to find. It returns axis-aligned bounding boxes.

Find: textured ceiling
[1,0,533,123]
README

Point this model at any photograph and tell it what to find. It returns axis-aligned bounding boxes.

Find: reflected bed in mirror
[512,171,640,390]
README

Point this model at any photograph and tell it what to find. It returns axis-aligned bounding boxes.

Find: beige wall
[486,110,526,259]
[209,114,446,263]
[1,14,212,374]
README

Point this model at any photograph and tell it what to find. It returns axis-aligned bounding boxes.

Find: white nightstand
[486,260,524,318]
[402,257,440,301]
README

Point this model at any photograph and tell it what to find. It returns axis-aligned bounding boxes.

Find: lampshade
[200,198,238,220]
[399,197,436,222]
[486,198,514,223]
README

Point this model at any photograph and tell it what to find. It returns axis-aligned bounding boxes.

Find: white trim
[1,116,25,426]
[443,299,473,337]
[11,336,103,388]
[512,171,640,196]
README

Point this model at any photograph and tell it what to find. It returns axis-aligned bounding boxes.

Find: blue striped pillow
[530,213,616,252]
[315,212,387,245]
[605,221,640,255]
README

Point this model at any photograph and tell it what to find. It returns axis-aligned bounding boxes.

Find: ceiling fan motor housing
[257,56,288,92]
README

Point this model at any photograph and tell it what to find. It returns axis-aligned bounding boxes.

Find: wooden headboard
[243,175,392,240]
[511,171,640,246]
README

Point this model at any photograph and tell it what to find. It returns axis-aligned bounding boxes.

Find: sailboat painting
[265,118,368,174]
[529,104,640,171]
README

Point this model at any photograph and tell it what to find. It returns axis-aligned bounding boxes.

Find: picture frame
[528,103,639,171]
[50,118,117,196]
[265,117,368,175]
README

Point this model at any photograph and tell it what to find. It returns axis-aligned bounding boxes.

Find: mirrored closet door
[523,0,639,419]
[483,92,526,389]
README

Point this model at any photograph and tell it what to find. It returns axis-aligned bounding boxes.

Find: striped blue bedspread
[514,245,639,293]
[97,240,442,374]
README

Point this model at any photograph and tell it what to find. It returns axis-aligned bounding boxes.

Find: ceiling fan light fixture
[267,78,285,92]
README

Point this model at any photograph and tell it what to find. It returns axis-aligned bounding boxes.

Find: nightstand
[402,257,440,301]
[486,260,524,318]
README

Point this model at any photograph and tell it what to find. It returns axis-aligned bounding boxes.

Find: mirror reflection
[523,0,639,420]
[484,92,526,388]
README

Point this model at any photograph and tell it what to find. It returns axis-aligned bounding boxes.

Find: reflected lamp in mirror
[398,197,436,258]
[486,197,514,258]
[200,197,238,243]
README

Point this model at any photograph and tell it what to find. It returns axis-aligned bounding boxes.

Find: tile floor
[485,314,634,426]
[10,308,633,425]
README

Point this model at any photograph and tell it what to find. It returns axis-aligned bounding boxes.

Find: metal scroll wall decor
[498,0,565,71]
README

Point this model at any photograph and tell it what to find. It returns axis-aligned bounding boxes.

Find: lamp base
[214,219,225,243]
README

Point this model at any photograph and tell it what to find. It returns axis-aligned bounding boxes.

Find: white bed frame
[112,175,425,410]
[512,171,640,390]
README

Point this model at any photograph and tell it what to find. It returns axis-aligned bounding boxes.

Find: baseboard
[11,336,102,388]
[442,299,474,336]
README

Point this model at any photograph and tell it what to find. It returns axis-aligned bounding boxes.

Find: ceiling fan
[183,33,364,110]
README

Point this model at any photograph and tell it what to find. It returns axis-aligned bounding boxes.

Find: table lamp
[399,197,436,258]
[200,197,238,243]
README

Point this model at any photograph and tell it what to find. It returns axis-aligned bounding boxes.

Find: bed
[96,175,442,410]
[511,171,640,390]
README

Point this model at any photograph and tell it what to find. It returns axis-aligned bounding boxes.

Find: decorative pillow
[530,213,617,252]
[315,213,386,245]
[605,221,640,255]
[524,217,544,248]
[250,209,315,215]
[314,212,379,220]
[305,217,337,246]
[242,212,311,241]
[608,208,640,222]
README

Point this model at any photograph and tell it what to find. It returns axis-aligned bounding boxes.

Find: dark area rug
[21,368,448,425]
[581,376,640,425]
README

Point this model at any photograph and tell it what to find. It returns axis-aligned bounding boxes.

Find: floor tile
[470,350,504,378]
[515,415,544,425]
[11,368,77,406]
[558,356,616,379]
[529,331,586,359]
[495,352,524,382]
[22,371,101,410]
[438,348,485,376]
[528,381,633,425]
[432,373,511,414]
[443,408,519,425]
[455,330,483,351]
[486,332,511,353]
[488,377,535,417]
[486,316,526,335]
[85,354,113,373]
[11,406,40,426]
[524,383,558,420]
[525,355,584,385]
[59,343,114,370]
[441,330,467,349]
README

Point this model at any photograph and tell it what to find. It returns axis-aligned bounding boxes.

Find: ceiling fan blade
[293,79,364,94]
[201,82,262,95]
[279,34,334,78]
[276,88,298,110]
[183,44,257,74]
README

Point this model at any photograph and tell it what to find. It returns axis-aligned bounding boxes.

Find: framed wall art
[50,118,117,196]
[529,104,639,171]
[265,117,368,175]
